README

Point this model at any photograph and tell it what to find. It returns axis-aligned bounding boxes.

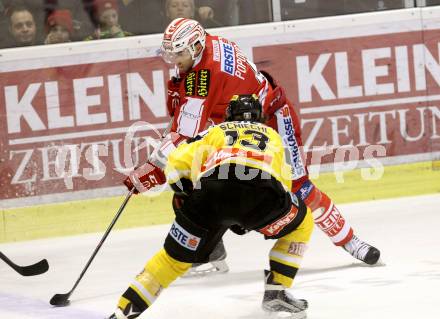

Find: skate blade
[374,258,386,266]
[263,309,307,319]
[355,258,386,267]
[182,260,229,278]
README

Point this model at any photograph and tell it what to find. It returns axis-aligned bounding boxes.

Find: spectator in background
[44,9,72,44]
[1,0,94,46]
[0,1,8,47]
[279,0,407,21]
[197,2,213,22]
[238,0,271,25]
[5,5,38,47]
[196,0,235,26]
[84,0,132,40]
[165,0,195,21]
[164,0,221,28]
[41,0,95,42]
[3,0,45,30]
[117,0,163,35]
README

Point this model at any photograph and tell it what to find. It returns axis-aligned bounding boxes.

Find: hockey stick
[50,117,174,306]
[0,251,49,276]
[50,189,134,307]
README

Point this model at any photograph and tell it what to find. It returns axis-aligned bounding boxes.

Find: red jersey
[171,34,269,137]
[167,34,307,183]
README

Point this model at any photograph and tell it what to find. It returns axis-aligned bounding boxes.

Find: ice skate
[108,304,141,319]
[262,270,307,319]
[183,240,229,277]
[343,235,381,265]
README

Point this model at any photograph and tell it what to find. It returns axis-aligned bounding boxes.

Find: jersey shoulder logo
[220,40,236,76]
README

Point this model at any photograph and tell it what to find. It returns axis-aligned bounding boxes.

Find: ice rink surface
[1,194,439,319]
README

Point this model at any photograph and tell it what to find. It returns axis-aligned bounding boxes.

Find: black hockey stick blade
[50,293,71,307]
[0,252,49,276]
[49,190,134,307]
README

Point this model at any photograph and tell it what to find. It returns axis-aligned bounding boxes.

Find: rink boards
[1,7,440,207]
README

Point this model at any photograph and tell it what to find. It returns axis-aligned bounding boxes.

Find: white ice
[1,194,439,319]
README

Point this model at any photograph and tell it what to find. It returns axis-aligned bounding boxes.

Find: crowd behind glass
[0,0,438,49]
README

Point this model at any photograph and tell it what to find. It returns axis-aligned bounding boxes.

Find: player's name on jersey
[219,122,268,133]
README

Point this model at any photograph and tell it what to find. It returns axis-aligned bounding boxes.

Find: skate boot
[108,304,141,319]
[183,240,229,277]
[343,235,381,265]
[262,270,308,318]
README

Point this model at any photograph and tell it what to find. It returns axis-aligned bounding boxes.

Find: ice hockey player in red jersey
[123,18,380,277]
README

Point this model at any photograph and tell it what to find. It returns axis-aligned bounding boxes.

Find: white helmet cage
[161,18,206,63]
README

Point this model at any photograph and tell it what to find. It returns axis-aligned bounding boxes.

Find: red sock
[303,187,353,246]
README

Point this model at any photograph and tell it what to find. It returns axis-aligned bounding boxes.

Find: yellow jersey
[165,121,293,191]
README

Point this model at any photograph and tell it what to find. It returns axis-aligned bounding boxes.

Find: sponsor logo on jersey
[259,205,299,237]
[220,41,236,75]
[277,106,306,179]
[180,108,202,120]
[202,147,272,172]
[295,180,314,201]
[197,69,210,97]
[232,43,248,80]
[169,221,201,251]
[212,40,220,61]
[288,242,307,256]
[185,70,210,97]
[185,71,196,96]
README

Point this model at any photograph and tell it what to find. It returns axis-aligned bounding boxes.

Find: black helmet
[225,94,263,122]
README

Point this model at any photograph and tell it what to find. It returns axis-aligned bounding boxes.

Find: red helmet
[160,18,206,64]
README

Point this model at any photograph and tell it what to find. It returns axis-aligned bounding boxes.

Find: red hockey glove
[167,76,181,116]
[123,161,166,194]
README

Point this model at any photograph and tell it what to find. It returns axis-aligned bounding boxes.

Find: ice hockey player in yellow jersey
[108,94,314,319]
